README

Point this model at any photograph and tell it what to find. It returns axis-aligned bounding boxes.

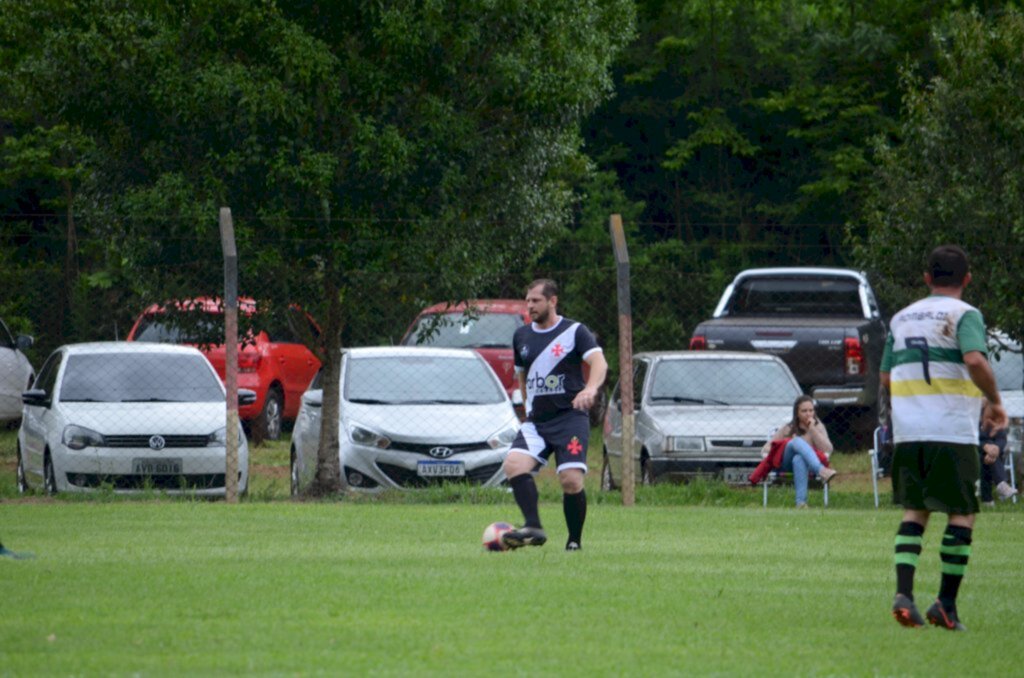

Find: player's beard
[532,307,550,325]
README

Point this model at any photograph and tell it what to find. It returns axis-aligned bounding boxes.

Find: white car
[290,346,518,494]
[17,342,253,496]
[989,333,1023,460]
[603,351,804,486]
[0,317,34,424]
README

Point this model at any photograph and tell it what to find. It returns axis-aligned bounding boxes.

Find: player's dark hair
[928,245,969,287]
[788,395,817,437]
[526,278,559,299]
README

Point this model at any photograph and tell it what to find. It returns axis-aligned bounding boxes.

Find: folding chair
[762,471,829,507]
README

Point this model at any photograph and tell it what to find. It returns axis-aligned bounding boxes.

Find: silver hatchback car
[602,351,803,486]
[290,346,519,493]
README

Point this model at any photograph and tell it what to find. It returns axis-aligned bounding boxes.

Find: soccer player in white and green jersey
[883,245,1007,631]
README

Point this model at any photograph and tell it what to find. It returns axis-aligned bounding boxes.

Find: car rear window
[726,277,863,316]
[403,312,524,349]
[648,358,802,406]
[60,353,225,403]
[345,355,505,405]
[133,312,223,344]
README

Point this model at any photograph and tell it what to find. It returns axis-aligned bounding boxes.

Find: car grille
[103,434,212,448]
[388,441,489,455]
[375,462,502,488]
[707,439,768,449]
[66,473,226,490]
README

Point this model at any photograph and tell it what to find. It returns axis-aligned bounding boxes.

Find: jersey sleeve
[880,333,895,372]
[956,310,987,355]
[575,323,601,359]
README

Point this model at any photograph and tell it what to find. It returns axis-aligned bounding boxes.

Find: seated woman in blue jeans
[763,395,837,507]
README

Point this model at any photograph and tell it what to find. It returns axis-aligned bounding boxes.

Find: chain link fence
[4,219,1022,496]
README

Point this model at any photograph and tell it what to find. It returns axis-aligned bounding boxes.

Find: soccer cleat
[926,599,967,631]
[565,541,581,551]
[502,526,548,549]
[892,594,926,628]
[817,467,837,484]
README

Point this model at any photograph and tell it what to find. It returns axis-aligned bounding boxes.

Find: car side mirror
[15,334,33,351]
[303,390,323,408]
[238,389,257,406]
[22,389,48,407]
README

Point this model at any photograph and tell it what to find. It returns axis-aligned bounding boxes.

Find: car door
[0,319,32,421]
[19,350,62,483]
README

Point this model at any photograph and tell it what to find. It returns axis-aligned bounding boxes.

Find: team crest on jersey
[520,345,529,359]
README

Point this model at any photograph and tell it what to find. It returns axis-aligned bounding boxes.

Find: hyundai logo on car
[428,446,454,459]
[149,435,166,451]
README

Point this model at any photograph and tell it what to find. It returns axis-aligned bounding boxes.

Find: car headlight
[210,426,245,447]
[487,422,519,449]
[667,436,705,452]
[63,425,104,450]
[349,424,391,449]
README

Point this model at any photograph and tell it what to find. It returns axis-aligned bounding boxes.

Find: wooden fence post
[219,207,240,504]
[609,214,635,506]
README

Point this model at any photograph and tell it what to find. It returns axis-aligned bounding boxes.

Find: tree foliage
[856,7,1024,343]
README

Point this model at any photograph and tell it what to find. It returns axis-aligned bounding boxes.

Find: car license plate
[132,458,183,475]
[416,461,465,477]
[722,467,751,484]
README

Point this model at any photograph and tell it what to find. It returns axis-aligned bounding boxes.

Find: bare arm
[964,351,1008,433]
[806,420,833,455]
[572,350,608,412]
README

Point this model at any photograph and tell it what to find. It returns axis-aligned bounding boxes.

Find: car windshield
[403,312,523,349]
[648,358,801,406]
[59,353,225,403]
[990,346,1023,391]
[726,277,863,316]
[345,355,505,404]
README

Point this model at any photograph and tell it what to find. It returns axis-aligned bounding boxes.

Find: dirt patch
[252,464,289,479]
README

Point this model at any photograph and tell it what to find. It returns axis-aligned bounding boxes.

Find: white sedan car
[17,342,252,496]
[0,317,34,424]
[290,346,518,494]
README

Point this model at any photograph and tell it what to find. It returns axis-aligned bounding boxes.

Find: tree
[2,0,636,493]
[856,7,1024,344]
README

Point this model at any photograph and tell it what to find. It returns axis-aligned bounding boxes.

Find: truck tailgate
[700,317,856,391]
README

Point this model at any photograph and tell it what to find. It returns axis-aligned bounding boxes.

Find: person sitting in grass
[749,395,837,507]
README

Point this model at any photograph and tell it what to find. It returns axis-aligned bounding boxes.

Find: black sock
[509,474,542,529]
[939,525,972,612]
[894,521,925,599]
[563,490,587,545]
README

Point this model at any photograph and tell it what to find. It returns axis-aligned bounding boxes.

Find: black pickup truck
[688,268,887,427]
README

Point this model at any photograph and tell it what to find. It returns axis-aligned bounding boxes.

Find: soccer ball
[482,521,514,551]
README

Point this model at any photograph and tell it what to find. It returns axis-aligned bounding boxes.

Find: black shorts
[510,412,590,473]
[891,441,980,515]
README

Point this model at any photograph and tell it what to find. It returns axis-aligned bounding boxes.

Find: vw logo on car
[148,435,166,451]
[428,446,454,459]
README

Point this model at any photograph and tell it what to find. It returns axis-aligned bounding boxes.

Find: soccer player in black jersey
[501,279,607,551]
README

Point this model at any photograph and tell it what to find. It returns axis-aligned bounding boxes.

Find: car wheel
[600,451,615,491]
[257,388,283,441]
[290,448,300,497]
[43,453,57,495]
[16,446,28,494]
[641,456,655,486]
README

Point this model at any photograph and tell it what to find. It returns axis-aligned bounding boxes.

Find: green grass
[2,502,1022,676]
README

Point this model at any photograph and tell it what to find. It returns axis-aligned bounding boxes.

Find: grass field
[2,428,1023,676]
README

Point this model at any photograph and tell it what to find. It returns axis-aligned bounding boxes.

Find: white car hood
[645,404,792,437]
[59,402,228,435]
[344,402,515,443]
